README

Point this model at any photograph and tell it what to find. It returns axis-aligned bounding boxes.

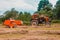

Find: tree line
[0,0,60,23]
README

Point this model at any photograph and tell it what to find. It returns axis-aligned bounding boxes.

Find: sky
[0,0,58,15]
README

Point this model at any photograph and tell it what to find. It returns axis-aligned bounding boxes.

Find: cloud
[0,0,58,15]
[0,0,39,15]
[14,0,36,10]
[0,0,37,11]
[49,0,58,7]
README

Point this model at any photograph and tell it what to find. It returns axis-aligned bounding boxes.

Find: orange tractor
[4,18,23,28]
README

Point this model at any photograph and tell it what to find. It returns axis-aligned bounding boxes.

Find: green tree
[4,8,19,19]
[54,0,60,19]
[17,12,31,21]
[17,12,24,20]
[38,3,53,18]
[0,15,5,23]
[23,12,31,21]
[38,9,53,18]
[38,0,50,11]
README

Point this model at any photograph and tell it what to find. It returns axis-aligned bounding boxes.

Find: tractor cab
[32,13,39,20]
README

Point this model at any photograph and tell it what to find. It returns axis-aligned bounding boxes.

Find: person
[9,18,15,21]
[45,16,51,26]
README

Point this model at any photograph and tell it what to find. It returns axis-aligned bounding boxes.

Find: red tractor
[31,13,51,26]
[4,18,23,28]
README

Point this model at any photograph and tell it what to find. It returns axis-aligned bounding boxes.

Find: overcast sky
[0,0,58,15]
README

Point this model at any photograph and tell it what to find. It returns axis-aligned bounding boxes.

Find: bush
[23,21,30,25]
[52,20,60,23]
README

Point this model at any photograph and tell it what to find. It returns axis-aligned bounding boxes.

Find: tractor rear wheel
[31,20,38,26]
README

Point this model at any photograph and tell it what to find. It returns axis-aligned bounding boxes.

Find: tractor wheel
[31,20,38,26]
